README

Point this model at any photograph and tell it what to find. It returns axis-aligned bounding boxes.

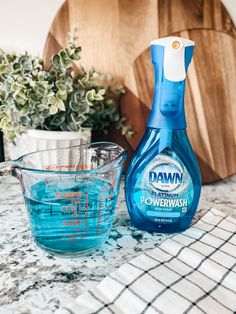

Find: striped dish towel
[57,209,236,314]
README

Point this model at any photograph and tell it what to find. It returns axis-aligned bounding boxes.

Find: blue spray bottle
[125,37,201,233]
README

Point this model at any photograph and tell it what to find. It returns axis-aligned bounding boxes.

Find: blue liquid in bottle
[24,177,117,254]
[125,37,201,233]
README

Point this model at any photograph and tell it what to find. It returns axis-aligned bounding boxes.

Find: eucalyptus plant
[0,36,132,141]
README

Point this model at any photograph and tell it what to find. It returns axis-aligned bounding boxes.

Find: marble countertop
[0,175,236,314]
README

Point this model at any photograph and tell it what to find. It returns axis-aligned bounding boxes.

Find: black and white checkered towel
[57,209,236,314]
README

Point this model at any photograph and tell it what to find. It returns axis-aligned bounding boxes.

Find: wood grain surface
[43,0,236,183]
[158,0,236,38]
[121,29,236,183]
[43,0,235,77]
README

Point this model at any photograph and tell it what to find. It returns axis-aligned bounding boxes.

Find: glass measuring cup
[0,142,127,256]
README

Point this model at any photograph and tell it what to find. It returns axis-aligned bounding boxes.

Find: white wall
[0,0,234,56]
[0,0,64,55]
[222,0,236,25]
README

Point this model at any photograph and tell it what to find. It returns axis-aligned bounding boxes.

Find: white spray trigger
[151,37,194,82]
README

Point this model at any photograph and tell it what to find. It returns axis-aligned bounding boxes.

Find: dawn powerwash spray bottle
[125,37,201,233]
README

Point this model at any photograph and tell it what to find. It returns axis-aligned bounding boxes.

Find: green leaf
[98,89,106,96]
[19,115,30,125]
[57,99,65,111]
[115,84,126,94]
[51,114,65,126]
[0,64,9,74]
[59,50,70,61]
[50,105,58,115]
[19,56,32,71]
[12,62,21,73]
[69,100,80,112]
[52,54,60,67]
[93,93,103,101]
[47,95,57,105]
[74,46,81,59]
[13,90,27,105]
[85,89,95,106]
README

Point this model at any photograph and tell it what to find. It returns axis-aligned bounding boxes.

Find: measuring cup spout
[0,160,19,177]
[96,146,127,173]
[0,161,14,176]
[112,149,127,168]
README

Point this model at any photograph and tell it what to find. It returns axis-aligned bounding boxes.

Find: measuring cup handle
[0,161,13,176]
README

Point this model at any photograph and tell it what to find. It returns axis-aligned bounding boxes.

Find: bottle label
[136,153,193,224]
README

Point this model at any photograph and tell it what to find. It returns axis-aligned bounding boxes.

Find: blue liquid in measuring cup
[24,177,117,255]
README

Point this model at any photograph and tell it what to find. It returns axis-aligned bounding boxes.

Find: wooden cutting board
[43,0,236,183]
[43,0,235,78]
[121,29,236,183]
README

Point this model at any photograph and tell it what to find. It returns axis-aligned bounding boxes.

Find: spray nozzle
[151,36,194,82]
[147,36,195,130]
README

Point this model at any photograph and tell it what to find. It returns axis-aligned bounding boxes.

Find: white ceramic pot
[7,128,92,160]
